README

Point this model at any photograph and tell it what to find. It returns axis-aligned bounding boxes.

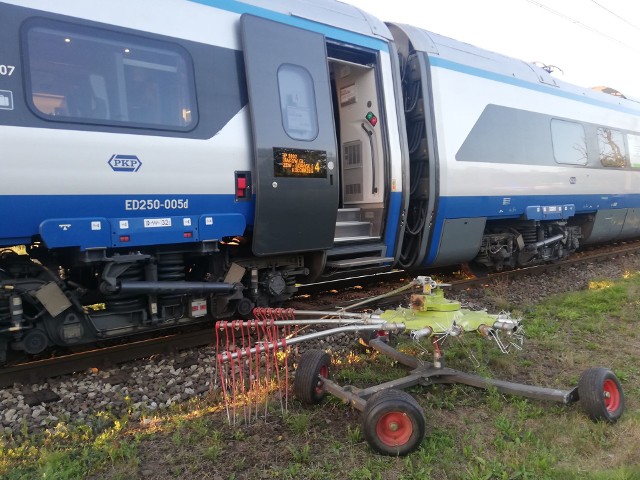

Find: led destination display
[273,147,328,178]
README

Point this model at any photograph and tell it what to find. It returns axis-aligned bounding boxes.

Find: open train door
[241,14,339,256]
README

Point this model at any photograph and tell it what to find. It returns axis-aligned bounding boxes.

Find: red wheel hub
[603,379,621,413]
[376,412,413,446]
[315,365,328,394]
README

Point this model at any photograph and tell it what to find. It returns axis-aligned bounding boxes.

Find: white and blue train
[1,0,639,360]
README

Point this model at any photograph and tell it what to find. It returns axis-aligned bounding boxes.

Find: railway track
[2,241,640,389]
[0,329,216,389]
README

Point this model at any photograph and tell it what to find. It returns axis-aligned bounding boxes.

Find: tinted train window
[597,128,627,167]
[551,119,587,165]
[24,19,197,130]
[277,64,318,141]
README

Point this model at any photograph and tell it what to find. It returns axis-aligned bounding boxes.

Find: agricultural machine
[215,277,624,455]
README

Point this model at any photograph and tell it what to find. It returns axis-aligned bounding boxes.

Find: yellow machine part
[380,290,499,334]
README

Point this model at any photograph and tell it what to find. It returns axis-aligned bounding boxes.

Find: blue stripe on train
[429,57,640,117]
[383,191,403,258]
[423,192,640,265]
[0,193,254,247]
[1,191,405,257]
[188,0,389,52]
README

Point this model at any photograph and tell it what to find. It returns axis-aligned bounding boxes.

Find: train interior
[323,44,394,275]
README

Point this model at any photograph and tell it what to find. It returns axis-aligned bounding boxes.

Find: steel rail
[0,329,215,388]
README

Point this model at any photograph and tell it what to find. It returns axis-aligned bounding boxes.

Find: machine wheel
[294,350,330,405]
[362,389,426,456]
[578,367,624,423]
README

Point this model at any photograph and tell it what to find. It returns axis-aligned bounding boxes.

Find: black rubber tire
[294,350,331,405]
[361,389,426,456]
[578,367,625,423]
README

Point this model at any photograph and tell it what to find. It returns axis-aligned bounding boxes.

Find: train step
[325,256,394,268]
[333,235,380,244]
[327,242,386,256]
[336,207,362,222]
[326,242,390,269]
[334,220,372,239]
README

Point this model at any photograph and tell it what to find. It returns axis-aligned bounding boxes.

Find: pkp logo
[108,154,142,172]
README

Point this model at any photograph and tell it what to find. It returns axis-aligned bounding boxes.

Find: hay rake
[215,277,624,455]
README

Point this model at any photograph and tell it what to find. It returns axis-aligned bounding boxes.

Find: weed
[203,444,223,462]
[510,397,544,421]
[400,455,432,479]
[614,369,629,383]
[347,466,374,480]
[284,412,310,435]
[203,430,224,461]
[346,424,361,444]
[288,443,311,463]
[336,357,399,386]
[232,456,246,470]
[485,385,505,412]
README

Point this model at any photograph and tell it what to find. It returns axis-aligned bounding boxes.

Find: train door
[241,14,339,256]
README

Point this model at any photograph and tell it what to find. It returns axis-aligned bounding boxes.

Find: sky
[341,0,640,100]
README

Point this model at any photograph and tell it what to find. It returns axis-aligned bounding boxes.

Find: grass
[3,272,640,479]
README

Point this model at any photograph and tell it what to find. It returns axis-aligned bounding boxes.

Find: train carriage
[1,0,640,361]
[0,0,408,360]
[389,24,640,270]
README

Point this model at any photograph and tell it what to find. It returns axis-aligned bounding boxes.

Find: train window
[277,64,319,141]
[597,128,627,168]
[629,134,640,169]
[23,19,197,131]
[551,119,587,165]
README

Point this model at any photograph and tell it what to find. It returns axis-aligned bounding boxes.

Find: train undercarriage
[0,242,307,364]
[474,220,582,271]
[0,219,585,363]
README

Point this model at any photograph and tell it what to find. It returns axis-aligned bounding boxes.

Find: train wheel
[294,350,330,405]
[362,389,425,456]
[235,297,255,319]
[578,368,624,423]
[23,329,49,355]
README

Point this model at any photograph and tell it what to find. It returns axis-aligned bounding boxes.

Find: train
[1,0,639,362]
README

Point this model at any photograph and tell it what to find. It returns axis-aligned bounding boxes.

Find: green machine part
[379,288,500,334]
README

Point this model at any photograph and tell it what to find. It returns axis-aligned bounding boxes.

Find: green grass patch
[0,413,138,480]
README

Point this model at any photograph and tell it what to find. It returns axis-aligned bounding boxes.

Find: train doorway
[323,45,393,274]
[241,14,392,275]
